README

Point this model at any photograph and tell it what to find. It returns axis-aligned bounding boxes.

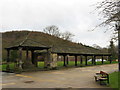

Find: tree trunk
[118,26,120,71]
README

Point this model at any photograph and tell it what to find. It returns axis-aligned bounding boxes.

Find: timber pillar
[63,55,66,66]
[31,50,37,67]
[93,55,96,65]
[102,55,104,64]
[75,55,77,66]
[6,49,10,71]
[66,55,69,65]
[85,56,88,66]
[80,55,83,64]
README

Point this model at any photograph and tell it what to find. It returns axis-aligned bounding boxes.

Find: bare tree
[96,0,120,29]
[61,31,74,41]
[43,25,75,41]
[96,0,120,71]
[94,0,120,40]
[43,25,61,37]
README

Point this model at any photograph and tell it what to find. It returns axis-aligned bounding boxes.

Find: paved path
[2,64,118,88]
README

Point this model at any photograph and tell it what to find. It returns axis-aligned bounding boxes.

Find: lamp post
[116,22,120,71]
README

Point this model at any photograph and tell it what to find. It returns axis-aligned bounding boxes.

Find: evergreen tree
[108,41,117,60]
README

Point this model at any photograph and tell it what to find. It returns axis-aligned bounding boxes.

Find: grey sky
[0,0,114,48]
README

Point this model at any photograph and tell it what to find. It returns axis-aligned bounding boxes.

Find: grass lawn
[1,63,15,71]
[1,61,118,71]
[109,71,120,89]
[37,61,44,68]
[57,61,118,67]
[1,62,45,71]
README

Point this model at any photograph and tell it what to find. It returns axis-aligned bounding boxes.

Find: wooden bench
[94,71,109,85]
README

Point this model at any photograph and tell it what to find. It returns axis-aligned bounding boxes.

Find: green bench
[94,71,109,85]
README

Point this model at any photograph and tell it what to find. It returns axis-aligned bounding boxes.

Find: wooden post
[45,49,51,68]
[31,50,35,64]
[63,55,66,66]
[92,55,94,64]
[93,55,96,65]
[94,56,96,65]
[102,55,104,64]
[80,55,83,64]
[66,56,69,65]
[26,49,29,60]
[85,56,87,66]
[31,50,37,67]
[75,55,77,66]
[6,49,10,71]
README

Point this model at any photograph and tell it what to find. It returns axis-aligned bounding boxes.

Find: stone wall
[44,52,58,68]
[50,53,58,68]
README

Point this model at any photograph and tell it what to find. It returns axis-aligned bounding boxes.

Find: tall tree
[96,0,120,71]
[96,0,120,28]
[108,41,117,60]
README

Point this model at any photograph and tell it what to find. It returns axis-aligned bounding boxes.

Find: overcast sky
[0,0,115,48]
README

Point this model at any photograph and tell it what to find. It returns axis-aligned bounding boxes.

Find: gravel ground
[2,63,118,88]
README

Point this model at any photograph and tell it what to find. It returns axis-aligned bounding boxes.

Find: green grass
[57,61,118,67]
[1,63,15,71]
[37,61,44,68]
[0,62,45,71]
[1,61,118,71]
[109,71,120,89]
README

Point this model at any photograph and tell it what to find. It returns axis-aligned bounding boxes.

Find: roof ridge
[19,31,32,46]
[19,32,32,46]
